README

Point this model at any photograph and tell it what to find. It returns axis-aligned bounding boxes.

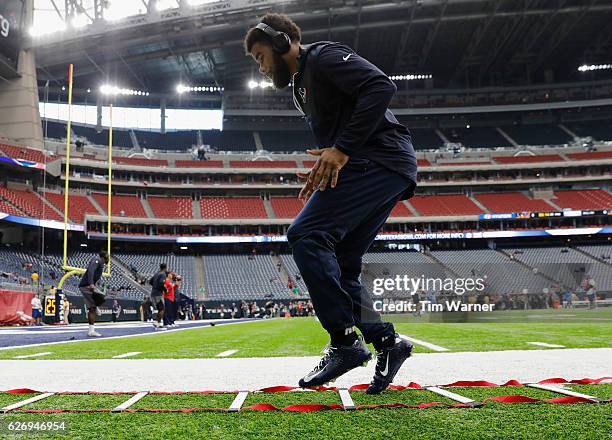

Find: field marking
[228,391,249,412]
[401,335,449,352]
[112,352,142,359]
[0,319,257,351]
[112,392,149,412]
[13,352,53,359]
[1,393,55,413]
[527,342,566,348]
[425,386,481,406]
[216,350,238,357]
[338,388,356,410]
[0,330,83,335]
[526,383,601,402]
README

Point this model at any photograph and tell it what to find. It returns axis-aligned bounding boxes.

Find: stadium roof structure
[28,0,612,95]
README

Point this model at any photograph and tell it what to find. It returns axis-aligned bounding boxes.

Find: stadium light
[247,79,273,89]
[176,85,224,93]
[101,84,149,96]
[578,64,612,72]
[389,74,432,81]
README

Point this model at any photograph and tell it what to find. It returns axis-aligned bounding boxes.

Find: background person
[78,250,109,337]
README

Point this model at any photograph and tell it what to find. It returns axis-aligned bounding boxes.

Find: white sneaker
[87,330,102,337]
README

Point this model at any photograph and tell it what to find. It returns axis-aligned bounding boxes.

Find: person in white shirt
[31,295,43,326]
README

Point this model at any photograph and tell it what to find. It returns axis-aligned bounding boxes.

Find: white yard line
[13,352,52,359]
[2,348,609,392]
[400,335,449,352]
[216,350,238,357]
[112,352,142,359]
[527,342,566,348]
[0,320,257,351]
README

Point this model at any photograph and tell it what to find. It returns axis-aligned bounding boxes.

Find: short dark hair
[160,263,167,271]
[99,250,108,259]
[244,13,301,54]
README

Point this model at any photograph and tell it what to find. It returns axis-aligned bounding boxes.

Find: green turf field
[0,385,610,439]
[0,309,610,360]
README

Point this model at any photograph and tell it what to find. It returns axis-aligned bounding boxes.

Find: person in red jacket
[163,273,176,327]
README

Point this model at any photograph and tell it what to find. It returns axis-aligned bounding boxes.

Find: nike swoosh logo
[380,356,390,376]
[301,369,321,383]
[343,53,352,61]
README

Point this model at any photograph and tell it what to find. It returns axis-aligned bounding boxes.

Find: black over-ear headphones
[255,22,291,54]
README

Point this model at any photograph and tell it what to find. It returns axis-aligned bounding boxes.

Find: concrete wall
[0,0,42,149]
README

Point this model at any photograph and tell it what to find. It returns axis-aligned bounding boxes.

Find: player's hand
[297,147,349,201]
[88,285,95,292]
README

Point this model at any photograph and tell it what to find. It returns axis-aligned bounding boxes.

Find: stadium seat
[229,160,297,168]
[175,160,224,168]
[203,254,291,299]
[0,200,25,216]
[270,197,304,218]
[390,202,413,217]
[259,130,317,151]
[148,196,193,219]
[200,197,268,219]
[441,126,511,148]
[0,186,62,221]
[475,192,556,213]
[551,189,612,210]
[492,154,565,164]
[566,151,612,161]
[0,144,48,163]
[410,194,484,216]
[500,124,571,145]
[113,157,168,167]
[44,192,101,223]
[92,193,147,217]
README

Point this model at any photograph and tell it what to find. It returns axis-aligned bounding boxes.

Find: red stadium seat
[148,196,193,219]
[44,192,101,223]
[270,197,305,218]
[0,143,48,163]
[492,154,565,164]
[566,151,612,161]
[200,197,268,219]
[229,160,297,168]
[175,160,224,168]
[389,202,413,217]
[0,186,62,221]
[92,193,147,217]
[410,194,484,216]
[0,200,25,216]
[113,157,168,167]
[552,189,612,210]
[475,192,556,213]
[438,161,492,166]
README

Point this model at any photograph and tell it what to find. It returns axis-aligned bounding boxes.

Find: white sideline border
[527,342,566,348]
[14,352,53,359]
[401,335,449,352]
[112,352,142,359]
[0,320,257,351]
[216,350,238,357]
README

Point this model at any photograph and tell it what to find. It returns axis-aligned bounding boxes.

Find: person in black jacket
[149,263,168,330]
[78,250,109,337]
[245,13,416,394]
